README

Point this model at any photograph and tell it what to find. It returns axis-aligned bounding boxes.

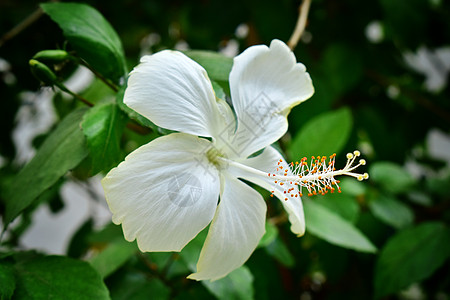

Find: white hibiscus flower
[102,39,366,281]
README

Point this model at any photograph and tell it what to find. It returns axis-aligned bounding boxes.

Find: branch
[287,0,312,51]
[0,8,44,48]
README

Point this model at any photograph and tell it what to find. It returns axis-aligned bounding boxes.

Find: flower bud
[29,59,57,86]
[32,50,73,64]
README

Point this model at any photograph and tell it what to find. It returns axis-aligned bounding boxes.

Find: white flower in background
[404,46,450,93]
[102,40,366,281]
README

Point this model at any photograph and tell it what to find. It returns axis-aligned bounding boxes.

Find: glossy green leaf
[374,222,450,298]
[0,262,15,300]
[3,108,88,225]
[88,238,137,278]
[304,199,377,253]
[14,255,109,299]
[82,102,127,174]
[370,162,416,194]
[289,107,353,161]
[41,2,126,83]
[202,266,254,300]
[315,192,360,223]
[338,177,367,197]
[368,193,414,229]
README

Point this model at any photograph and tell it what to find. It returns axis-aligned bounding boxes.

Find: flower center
[268,150,369,198]
[206,146,227,169]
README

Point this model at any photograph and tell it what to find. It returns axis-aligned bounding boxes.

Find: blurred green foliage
[1,0,449,299]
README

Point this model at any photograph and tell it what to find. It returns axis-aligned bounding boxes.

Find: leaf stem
[287,0,312,50]
[55,82,94,107]
[79,59,119,92]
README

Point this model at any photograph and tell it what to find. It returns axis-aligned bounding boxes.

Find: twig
[126,122,151,135]
[287,0,312,51]
[0,8,44,48]
[269,213,288,225]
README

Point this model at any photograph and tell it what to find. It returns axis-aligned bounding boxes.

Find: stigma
[268,150,369,199]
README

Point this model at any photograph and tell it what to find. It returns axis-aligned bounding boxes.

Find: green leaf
[338,177,367,197]
[67,219,94,258]
[369,162,416,194]
[41,2,126,83]
[258,221,278,248]
[211,81,226,101]
[315,192,360,223]
[14,255,109,299]
[108,272,170,300]
[264,235,295,268]
[304,199,377,253]
[0,262,15,300]
[202,266,254,300]
[82,102,127,174]
[289,107,353,161]
[368,193,414,229]
[258,221,295,268]
[184,50,233,93]
[88,238,137,278]
[374,222,450,298]
[3,108,88,225]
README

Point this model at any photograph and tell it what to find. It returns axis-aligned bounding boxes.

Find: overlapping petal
[102,133,220,252]
[188,173,267,281]
[230,146,305,236]
[226,39,314,158]
[104,40,313,281]
[124,51,228,138]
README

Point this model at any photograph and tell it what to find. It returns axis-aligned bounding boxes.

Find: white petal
[188,173,266,281]
[102,133,220,252]
[124,50,227,137]
[229,146,305,236]
[226,39,314,158]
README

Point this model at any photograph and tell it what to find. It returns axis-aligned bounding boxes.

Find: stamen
[270,151,368,198]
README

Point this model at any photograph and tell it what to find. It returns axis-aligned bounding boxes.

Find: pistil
[268,150,368,198]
